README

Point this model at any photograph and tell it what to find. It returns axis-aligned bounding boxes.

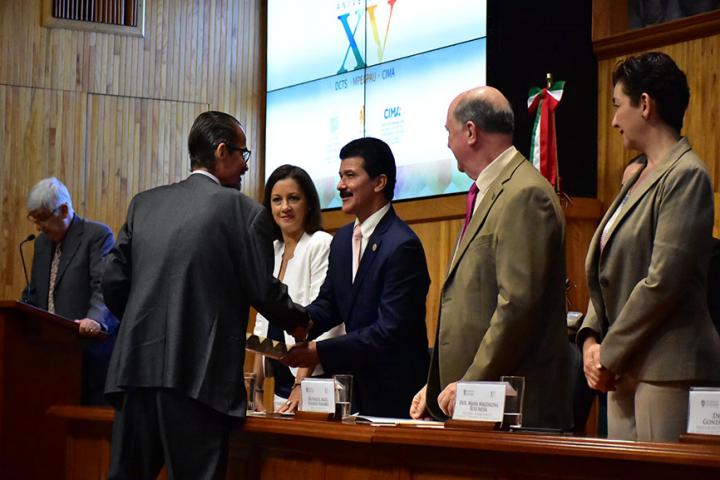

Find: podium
[0,300,83,480]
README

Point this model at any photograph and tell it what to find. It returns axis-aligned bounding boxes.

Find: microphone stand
[20,234,35,303]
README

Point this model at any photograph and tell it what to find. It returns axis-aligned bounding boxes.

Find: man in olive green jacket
[410,86,572,430]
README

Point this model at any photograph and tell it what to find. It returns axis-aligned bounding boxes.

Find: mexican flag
[528,81,565,191]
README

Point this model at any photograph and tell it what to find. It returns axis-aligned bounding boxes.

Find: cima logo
[336,0,398,74]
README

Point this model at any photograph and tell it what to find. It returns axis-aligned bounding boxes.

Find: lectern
[0,300,83,480]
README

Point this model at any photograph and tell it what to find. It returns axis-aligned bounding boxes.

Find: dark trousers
[109,387,235,480]
[81,350,111,406]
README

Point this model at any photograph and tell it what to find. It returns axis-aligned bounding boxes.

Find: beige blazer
[578,138,720,382]
[427,151,572,429]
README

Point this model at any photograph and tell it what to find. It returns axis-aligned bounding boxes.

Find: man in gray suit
[102,111,310,479]
[410,86,572,429]
[23,177,117,405]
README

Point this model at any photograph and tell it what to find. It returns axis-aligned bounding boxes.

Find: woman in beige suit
[578,52,720,442]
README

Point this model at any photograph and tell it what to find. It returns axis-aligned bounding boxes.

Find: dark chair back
[708,237,720,334]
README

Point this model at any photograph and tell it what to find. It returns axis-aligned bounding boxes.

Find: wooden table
[48,407,720,479]
[232,416,720,479]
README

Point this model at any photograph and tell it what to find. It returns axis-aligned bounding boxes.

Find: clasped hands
[281,340,319,367]
[283,319,319,367]
[582,337,617,393]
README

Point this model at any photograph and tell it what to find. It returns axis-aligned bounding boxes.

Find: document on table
[353,415,445,428]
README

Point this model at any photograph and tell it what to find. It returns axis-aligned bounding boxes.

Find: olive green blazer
[427,150,572,429]
[578,138,720,382]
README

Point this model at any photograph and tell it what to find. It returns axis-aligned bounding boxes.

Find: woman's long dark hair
[262,164,323,241]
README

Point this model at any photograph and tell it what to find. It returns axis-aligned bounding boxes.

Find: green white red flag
[528,81,564,191]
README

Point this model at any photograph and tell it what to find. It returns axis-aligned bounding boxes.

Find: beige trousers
[607,376,693,442]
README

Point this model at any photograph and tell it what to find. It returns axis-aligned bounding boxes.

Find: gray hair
[454,96,515,136]
[27,177,74,214]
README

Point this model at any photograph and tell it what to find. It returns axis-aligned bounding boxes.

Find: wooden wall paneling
[0,4,10,83]
[236,0,264,202]
[177,0,188,104]
[167,0,178,103]
[198,0,208,104]
[227,0,238,120]
[684,36,720,189]
[0,2,25,86]
[0,85,15,298]
[0,86,88,300]
[591,0,629,40]
[159,99,169,185]
[66,90,88,208]
[565,218,595,312]
[408,218,463,346]
[186,0,197,104]
[207,0,219,110]
[218,0,230,113]
[84,94,209,235]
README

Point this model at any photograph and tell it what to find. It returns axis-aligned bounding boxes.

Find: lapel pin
[372,244,378,252]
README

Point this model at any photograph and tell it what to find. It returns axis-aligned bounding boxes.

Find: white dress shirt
[354,202,391,258]
[471,145,517,213]
[253,231,344,375]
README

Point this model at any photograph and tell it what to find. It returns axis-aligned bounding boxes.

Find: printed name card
[687,388,720,435]
[299,378,335,413]
[452,381,506,422]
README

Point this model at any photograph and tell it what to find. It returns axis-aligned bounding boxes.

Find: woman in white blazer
[252,165,344,412]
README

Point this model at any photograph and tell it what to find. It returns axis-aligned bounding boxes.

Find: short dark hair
[188,111,243,170]
[339,137,396,201]
[454,95,514,136]
[612,52,689,133]
[263,164,324,241]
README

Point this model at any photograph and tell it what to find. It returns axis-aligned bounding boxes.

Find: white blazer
[254,231,344,375]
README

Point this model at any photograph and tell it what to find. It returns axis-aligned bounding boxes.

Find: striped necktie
[48,244,62,313]
[352,224,362,282]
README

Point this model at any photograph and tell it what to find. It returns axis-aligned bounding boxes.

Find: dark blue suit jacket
[308,207,430,418]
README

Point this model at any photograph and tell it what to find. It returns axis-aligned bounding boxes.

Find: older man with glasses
[22,176,118,405]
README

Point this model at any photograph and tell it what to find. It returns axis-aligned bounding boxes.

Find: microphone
[19,234,36,303]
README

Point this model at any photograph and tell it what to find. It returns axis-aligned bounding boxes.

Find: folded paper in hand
[245,333,288,360]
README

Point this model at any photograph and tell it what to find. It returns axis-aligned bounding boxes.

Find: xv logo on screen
[337,0,397,74]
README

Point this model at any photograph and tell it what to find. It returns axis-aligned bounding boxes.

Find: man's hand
[410,384,430,419]
[437,382,458,417]
[582,337,616,392]
[75,318,104,337]
[288,319,313,343]
[281,341,319,368]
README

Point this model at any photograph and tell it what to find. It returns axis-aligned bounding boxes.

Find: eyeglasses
[27,207,60,224]
[226,143,251,162]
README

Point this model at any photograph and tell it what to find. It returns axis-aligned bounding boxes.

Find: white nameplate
[299,378,335,413]
[687,388,720,435]
[452,381,506,422]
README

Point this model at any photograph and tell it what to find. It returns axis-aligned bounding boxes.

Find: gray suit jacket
[23,215,118,338]
[578,138,720,381]
[102,173,308,417]
[427,151,572,429]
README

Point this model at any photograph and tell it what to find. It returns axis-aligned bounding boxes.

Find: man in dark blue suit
[283,137,430,418]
